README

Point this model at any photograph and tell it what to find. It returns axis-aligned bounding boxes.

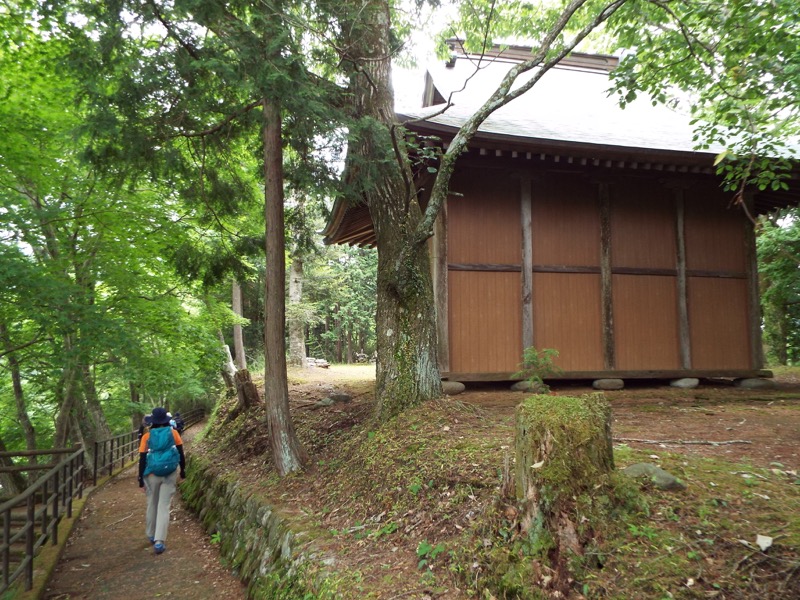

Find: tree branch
[145,0,201,60]
[0,332,48,359]
[176,99,263,139]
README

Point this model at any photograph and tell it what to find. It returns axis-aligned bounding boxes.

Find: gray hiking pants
[144,469,178,542]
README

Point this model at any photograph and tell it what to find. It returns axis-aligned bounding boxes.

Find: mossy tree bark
[340,0,442,420]
[514,394,615,594]
[224,368,262,424]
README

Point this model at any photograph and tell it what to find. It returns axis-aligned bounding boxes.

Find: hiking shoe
[148,536,155,544]
[154,541,165,554]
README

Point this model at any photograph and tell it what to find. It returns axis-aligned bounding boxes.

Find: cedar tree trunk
[342,0,441,420]
[287,256,306,367]
[262,98,308,474]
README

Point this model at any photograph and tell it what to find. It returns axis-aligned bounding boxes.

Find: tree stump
[224,369,262,424]
[514,393,614,594]
[234,368,261,410]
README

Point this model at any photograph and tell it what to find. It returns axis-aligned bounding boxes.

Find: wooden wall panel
[533,175,600,266]
[533,273,603,371]
[448,271,522,374]
[613,275,680,369]
[684,187,747,272]
[611,184,676,269]
[448,174,521,264]
[688,277,751,369]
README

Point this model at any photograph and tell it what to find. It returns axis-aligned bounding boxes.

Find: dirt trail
[44,426,246,600]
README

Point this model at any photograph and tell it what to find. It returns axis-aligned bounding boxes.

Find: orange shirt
[139,427,183,453]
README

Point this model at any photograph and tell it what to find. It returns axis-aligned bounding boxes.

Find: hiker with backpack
[138,407,186,555]
[137,414,152,441]
[172,412,185,434]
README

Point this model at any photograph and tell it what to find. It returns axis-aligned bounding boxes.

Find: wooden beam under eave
[521,175,534,351]
[599,182,615,370]
[432,201,450,374]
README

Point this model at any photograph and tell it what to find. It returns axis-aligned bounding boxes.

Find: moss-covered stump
[513,394,615,596]
[181,455,333,599]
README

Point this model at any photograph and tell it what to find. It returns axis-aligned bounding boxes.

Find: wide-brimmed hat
[150,407,171,426]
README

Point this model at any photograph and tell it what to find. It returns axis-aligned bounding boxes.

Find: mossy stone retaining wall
[181,455,333,599]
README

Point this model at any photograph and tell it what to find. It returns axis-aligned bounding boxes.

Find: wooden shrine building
[323,46,800,383]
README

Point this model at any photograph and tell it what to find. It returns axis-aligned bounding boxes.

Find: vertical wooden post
[78,450,84,499]
[93,440,99,487]
[3,506,10,586]
[108,437,115,477]
[41,479,48,537]
[432,200,450,374]
[25,494,34,590]
[521,175,534,351]
[743,193,764,369]
[599,182,615,370]
[52,469,60,545]
[66,460,73,519]
[674,188,692,368]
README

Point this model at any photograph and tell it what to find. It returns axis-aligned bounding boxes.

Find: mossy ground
[192,366,800,599]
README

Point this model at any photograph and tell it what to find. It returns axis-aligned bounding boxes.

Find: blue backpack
[144,426,179,477]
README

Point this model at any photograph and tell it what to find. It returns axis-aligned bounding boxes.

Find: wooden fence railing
[0,407,205,594]
[180,408,205,429]
[0,448,84,594]
[92,430,140,487]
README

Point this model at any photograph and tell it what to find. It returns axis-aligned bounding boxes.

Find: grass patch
[193,375,800,599]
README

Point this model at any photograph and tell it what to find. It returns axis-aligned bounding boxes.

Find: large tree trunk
[342,0,441,419]
[0,436,27,498]
[334,304,342,363]
[69,412,87,454]
[0,322,38,457]
[81,364,113,443]
[130,382,143,431]
[287,256,306,367]
[262,97,308,475]
[232,280,247,370]
[224,368,263,424]
[216,329,236,390]
[346,328,354,364]
[54,343,79,449]
[373,209,441,419]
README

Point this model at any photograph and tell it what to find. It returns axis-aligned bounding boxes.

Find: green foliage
[304,246,378,362]
[607,0,800,193]
[0,6,236,448]
[416,540,446,570]
[513,347,561,392]
[757,211,800,364]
